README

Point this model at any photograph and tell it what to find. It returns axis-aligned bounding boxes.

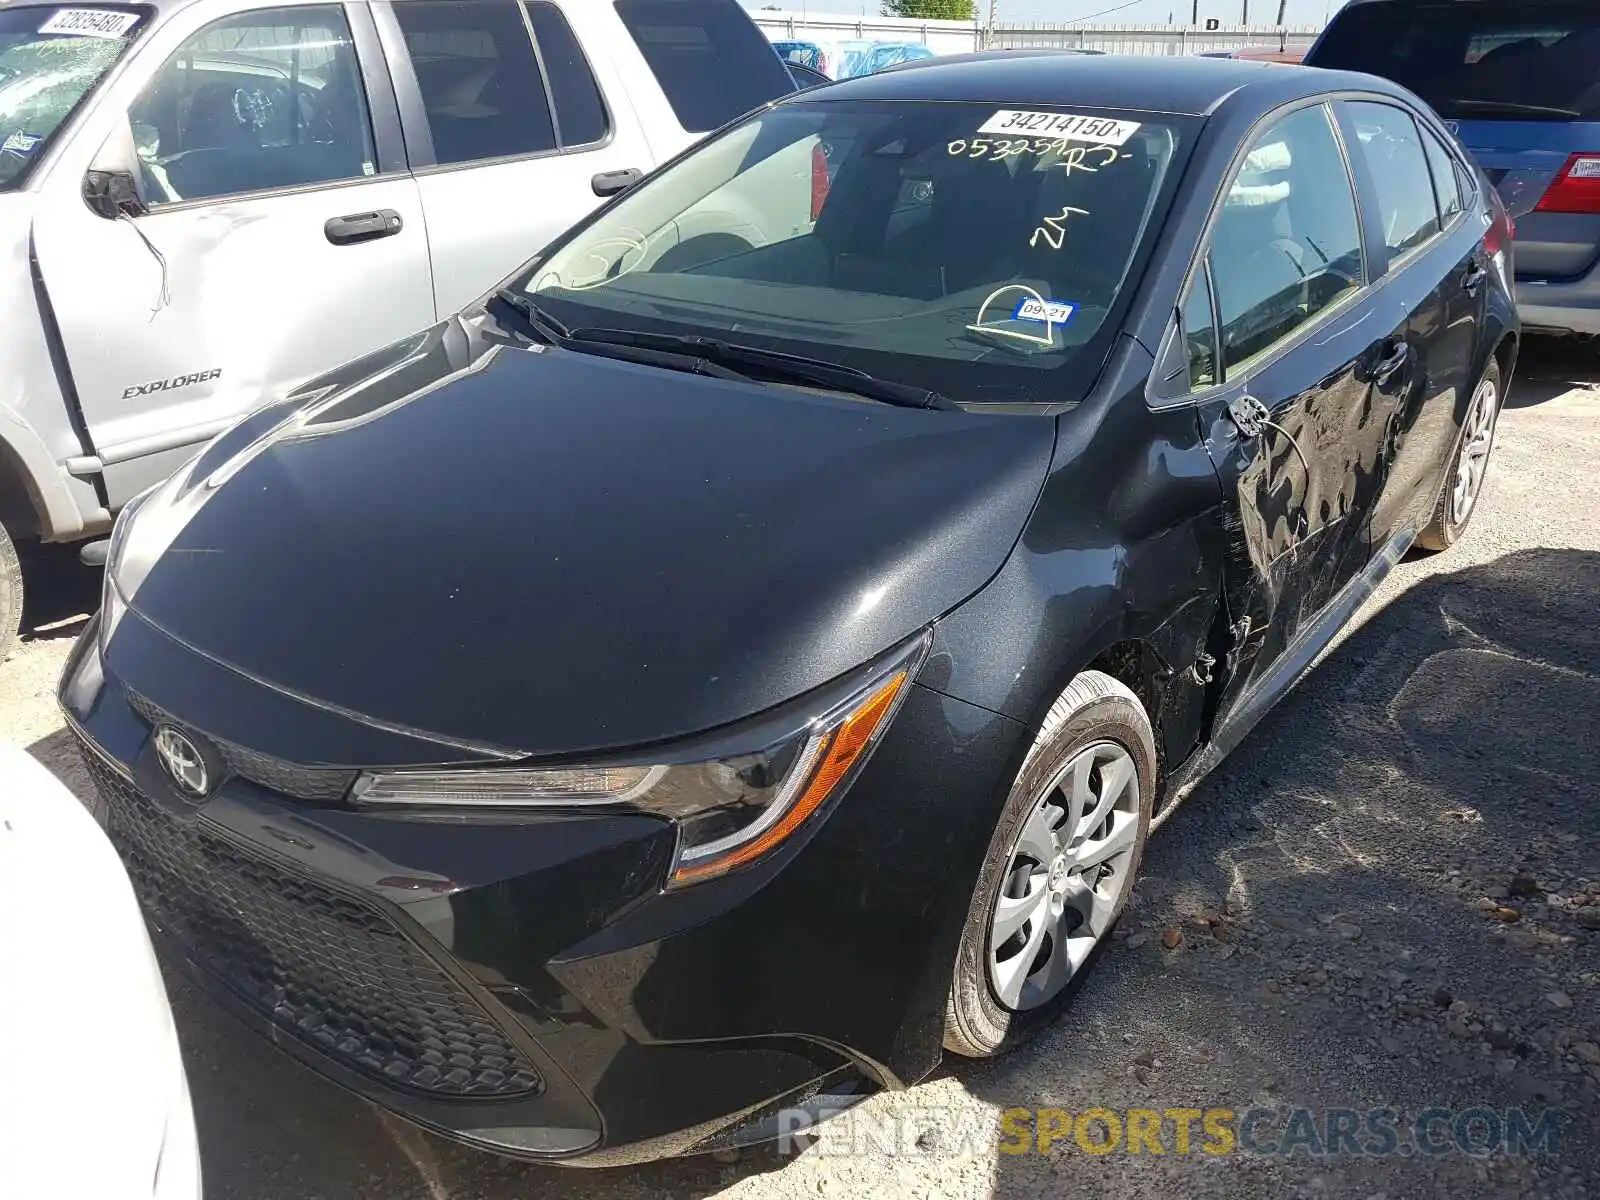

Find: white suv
[0,0,797,658]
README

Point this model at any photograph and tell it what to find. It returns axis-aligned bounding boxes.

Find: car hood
[114,314,1054,758]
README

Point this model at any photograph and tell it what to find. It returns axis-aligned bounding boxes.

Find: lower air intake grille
[82,749,541,1099]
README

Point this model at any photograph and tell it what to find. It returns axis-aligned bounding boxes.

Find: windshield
[1,6,147,188]
[1312,1,1600,120]
[513,100,1194,404]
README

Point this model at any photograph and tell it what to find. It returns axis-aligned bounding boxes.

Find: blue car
[1309,0,1600,335]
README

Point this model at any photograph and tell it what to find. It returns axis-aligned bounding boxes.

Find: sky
[750,1,1343,26]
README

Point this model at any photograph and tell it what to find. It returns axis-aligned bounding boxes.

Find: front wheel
[1415,359,1502,553]
[944,671,1155,1058]
[0,520,22,664]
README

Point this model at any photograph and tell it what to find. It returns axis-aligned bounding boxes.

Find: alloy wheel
[1451,374,1499,527]
[987,741,1141,1011]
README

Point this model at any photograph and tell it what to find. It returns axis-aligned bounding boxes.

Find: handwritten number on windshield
[947,140,1120,174]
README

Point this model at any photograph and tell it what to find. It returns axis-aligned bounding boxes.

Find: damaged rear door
[31,1,434,508]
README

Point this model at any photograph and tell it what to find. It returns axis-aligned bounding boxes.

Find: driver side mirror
[83,116,147,219]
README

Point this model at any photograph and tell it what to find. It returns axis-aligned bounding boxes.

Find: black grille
[125,691,356,802]
[82,750,542,1099]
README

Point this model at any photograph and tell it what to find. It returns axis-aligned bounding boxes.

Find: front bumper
[60,609,1029,1163]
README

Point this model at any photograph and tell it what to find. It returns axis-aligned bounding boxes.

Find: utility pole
[1192,0,1198,25]
[1276,0,1288,23]
[1242,1,1250,24]
[986,0,998,48]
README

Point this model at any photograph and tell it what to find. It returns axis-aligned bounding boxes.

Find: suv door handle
[1374,341,1411,387]
[1462,262,1489,295]
[325,209,403,245]
[592,168,642,198]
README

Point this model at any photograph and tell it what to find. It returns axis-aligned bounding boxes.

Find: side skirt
[1151,522,1417,831]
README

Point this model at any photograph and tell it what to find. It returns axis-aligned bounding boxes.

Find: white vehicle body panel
[0,744,201,1200]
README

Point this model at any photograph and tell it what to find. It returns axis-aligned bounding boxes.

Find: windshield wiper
[568,328,958,410]
[490,288,572,344]
[491,292,753,381]
[1440,99,1581,119]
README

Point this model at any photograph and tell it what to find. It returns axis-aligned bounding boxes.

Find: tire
[944,671,1156,1058]
[1415,358,1503,553]
[0,520,22,665]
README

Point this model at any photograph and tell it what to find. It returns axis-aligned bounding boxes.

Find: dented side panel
[925,338,1230,779]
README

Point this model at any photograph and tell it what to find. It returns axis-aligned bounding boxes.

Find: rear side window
[615,0,794,132]
[1181,268,1219,390]
[1209,104,1364,373]
[525,2,609,147]
[1310,1,1600,121]
[1344,102,1440,259]
[1421,128,1465,225]
[395,0,556,164]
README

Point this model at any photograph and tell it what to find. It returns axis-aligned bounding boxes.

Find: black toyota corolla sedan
[62,55,1517,1162]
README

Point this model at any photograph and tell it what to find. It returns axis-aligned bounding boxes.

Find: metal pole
[1242,0,1249,24]
[1276,0,1288,24]
[1192,0,1199,24]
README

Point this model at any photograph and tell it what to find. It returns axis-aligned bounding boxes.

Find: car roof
[799,52,1397,117]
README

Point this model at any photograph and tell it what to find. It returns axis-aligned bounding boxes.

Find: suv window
[525,3,608,147]
[130,6,375,205]
[614,0,795,133]
[1421,127,1465,225]
[1209,104,1364,374]
[1309,1,1600,121]
[1344,102,1440,259]
[395,0,556,165]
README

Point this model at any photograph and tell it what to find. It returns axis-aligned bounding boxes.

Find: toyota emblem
[154,726,210,799]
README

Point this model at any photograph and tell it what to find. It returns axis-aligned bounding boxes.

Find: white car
[0,743,201,1199]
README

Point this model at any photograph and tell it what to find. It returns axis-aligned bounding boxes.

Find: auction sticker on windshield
[38,8,140,37]
[978,111,1141,146]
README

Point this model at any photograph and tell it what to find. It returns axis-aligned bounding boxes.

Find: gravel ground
[3,339,1597,1199]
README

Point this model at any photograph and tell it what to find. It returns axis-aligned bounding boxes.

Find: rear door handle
[592,168,642,198]
[1374,340,1411,387]
[325,209,403,245]
[1463,262,1489,295]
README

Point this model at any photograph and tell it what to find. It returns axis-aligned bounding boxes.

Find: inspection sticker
[39,8,140,37]
[1012,298,1077,325]
[978,110,1141,145]
[2,133,43,159]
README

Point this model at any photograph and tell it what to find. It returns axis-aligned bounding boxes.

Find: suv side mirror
[83,168,146,219]
[83,116,147,219]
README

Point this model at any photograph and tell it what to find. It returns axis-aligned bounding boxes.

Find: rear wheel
[0,520,22,664]
[1416,359,1502,553]
[944,671,1155,1058]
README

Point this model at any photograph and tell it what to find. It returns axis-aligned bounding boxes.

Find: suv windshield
[1,6,147,188]
[1312,1,1600,120]
[514,100,1194,404]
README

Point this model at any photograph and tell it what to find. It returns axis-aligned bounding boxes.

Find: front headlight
[352,636,928,887]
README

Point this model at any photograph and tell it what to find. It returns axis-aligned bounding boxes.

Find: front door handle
[592,168,643,198]
[325,209,403,245]
[1463,262,1489,296]
[1374,340,1411,388]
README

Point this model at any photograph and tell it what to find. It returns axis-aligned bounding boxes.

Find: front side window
[129,6,374,205]
[514,101,1194,404]
[615,0,796,133]
[1210,104,1364,374]
[1344,101,1440,260]
[0,5,147,190]
[395,0,555,165]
